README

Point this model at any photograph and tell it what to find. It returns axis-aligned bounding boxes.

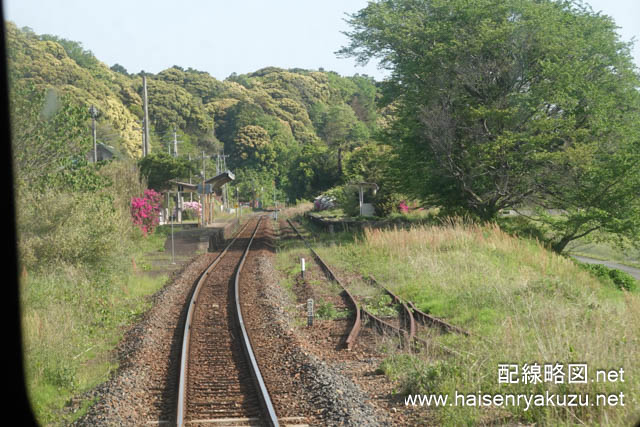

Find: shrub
[182,201,201,220]
[374,187,404,217]
[578,262,637,292]
[17,190,127,269]
[316,301,338,319]
[365,294,398,317]
[322,185,360,216]
[130,189,162,235]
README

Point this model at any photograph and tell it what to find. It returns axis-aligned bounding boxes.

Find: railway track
[176,216,279,427]
[285,218,468,353]
[285,218,362,350]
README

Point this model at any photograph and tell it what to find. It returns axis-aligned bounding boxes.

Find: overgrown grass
[17,159,173,425]
[308,219,640,425]
[309,207,439,226]
[315,300,352,320]
[20,229,169,425]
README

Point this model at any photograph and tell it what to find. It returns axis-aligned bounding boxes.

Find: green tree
[344,142,390,184]
[39,34,99,69]
[348,74,379,126]
[317,103,368,177]
[110,63,129,76]
[145,77,210,135]
[285,141,340,201]
[138,151,197,191]
[340,0,640,250]
[10,81,92,187]
[233,125,275,167]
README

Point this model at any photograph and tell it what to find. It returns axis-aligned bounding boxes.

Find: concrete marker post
[307,298,314,327]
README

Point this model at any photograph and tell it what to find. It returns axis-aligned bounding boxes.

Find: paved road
[571,255,640,281]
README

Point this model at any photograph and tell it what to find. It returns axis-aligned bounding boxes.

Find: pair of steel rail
[176,216,279,427]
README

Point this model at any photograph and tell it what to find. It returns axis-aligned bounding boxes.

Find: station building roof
[171,171,235,194]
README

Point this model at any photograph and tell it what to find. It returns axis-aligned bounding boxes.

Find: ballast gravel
[69,221,392,426]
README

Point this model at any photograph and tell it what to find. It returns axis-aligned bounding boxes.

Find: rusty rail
[367,275,470,336]
[364,276,416,342]
[288,218,469,353]
[286,219,362,350]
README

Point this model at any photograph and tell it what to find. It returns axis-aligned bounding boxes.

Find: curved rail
[364,276,417,342]
[176,217,279,426]
[234,217,279,426]
[287,218,469,352]
[288,218,412,348]
[286,219,362,350]
[367,275,469,336]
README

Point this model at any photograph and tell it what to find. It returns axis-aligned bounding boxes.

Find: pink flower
[131,190,162,235]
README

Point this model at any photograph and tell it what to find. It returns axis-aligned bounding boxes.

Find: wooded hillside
[6,22,383,202]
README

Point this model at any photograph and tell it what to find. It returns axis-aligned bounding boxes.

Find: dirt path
[571,255,640,280]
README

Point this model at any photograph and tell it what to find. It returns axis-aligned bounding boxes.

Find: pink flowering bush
[398,200,409,214]
[131,189,162,235]
[183,201,201,216]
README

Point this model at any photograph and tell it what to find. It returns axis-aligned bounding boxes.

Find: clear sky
[3,0,639,82]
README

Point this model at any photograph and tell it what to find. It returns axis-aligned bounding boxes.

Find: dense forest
[6,21,387,204]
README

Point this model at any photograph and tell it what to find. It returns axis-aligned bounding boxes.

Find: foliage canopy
[340,0,640,251]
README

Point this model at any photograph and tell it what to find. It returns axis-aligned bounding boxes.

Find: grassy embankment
[15,159,195,425]
[278,214,639,426]
[20,226,172,425]
[21,197,253,425]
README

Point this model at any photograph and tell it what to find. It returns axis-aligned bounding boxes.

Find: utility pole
[89,105,98,162]
[217,151,230,212]
[170,126,184,156]
[173,126,179,156]
[188,154,193,202]
[170,189,175,264]
[142,73,150,156]
[201,151,206,227]
[139,120,146,157]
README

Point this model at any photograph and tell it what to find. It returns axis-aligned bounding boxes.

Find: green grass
[309,206,439,225]
[315,300,352,320]
[21,229,170,425]
[292,219,639,426]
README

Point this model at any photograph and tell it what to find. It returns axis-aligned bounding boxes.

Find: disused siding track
[286,218,468,352]
[177,216,279,426]
[286,219,362,350]
[366,275,470,336]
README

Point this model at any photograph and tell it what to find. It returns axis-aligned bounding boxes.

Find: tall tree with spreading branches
[340,0,640,252]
